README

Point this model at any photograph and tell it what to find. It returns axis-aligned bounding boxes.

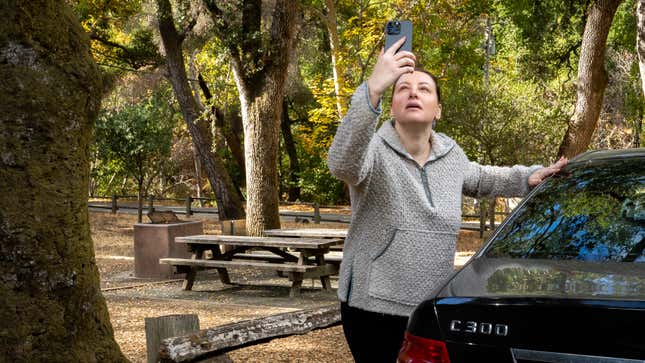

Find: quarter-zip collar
[377,119,456,166]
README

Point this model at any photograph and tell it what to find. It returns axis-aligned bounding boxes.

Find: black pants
[340,302,409,363]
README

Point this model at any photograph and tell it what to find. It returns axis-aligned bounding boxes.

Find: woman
[327,37,566,362]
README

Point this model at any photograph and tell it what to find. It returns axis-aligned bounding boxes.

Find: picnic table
[160,235,343,297]
[264,228,347,251]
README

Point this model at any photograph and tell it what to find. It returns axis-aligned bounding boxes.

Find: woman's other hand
[366,37,416,108]
[528,157,568,187]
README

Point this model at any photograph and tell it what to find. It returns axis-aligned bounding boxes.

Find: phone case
[384,20,412,53]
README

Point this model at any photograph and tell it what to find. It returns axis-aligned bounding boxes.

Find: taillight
[397,331,451,363]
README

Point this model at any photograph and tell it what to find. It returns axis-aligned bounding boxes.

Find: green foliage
[73,0,141,28]
[294,148,347,205]
[73,0,162,72]
[493,0,587,79]
[608,0,637,51]
[85,0,643,204]
[440,73,568,165]
[92,90,175,196]
[196,39,239,108]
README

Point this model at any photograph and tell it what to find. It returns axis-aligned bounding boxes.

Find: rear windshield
[484,158,645,262]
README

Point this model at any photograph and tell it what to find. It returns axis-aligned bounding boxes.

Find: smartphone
[384,20,412,53]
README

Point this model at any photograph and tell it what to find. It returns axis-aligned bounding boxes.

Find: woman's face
[391,71,441,126]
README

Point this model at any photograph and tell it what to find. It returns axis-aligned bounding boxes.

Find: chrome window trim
[511,348,645,363]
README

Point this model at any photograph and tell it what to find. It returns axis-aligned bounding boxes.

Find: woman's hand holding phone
[366,37,416,108]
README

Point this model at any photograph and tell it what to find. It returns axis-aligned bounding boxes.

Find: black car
[398,148,645,363]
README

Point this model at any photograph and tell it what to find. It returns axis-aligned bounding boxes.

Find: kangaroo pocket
[368,228,457,306]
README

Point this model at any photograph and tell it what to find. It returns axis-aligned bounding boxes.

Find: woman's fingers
[367,38,417,98]
[393,51,416,74]
[397,57,415,68]
[528,157,569,186]
[546,157,568,174]
[554,157,568,169]
[394,51,416,62]
[380,48,415,73]
[396,56,415,75]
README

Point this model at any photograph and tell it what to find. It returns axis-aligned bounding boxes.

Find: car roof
[569,147,645,165]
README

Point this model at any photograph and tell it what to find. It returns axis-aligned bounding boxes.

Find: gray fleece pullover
[328,82,541,317]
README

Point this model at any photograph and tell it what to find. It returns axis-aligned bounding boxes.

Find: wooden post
[186,196,193,216]
[145,314,200,363]
[148,195,155,213]
[479,199,487,238]
[313,202,321,224]
[488,198,496,231]
[111,194,118,214]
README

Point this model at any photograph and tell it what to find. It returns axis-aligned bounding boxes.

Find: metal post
[111,195,118,214]
[186,196,193,216]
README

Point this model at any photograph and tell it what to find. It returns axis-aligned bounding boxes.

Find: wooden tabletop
[175,235,343,249]
[263,228,348,239]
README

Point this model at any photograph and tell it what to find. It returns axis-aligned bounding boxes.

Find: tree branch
[179,18,198,42]
[90,32,130,54]
[203,0,233,40]
[202,0,242,64]
[90,31,143,69]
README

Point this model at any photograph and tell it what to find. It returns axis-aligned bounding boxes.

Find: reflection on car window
[485,159,645,262]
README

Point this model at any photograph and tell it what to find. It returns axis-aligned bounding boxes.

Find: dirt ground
[92,211,482,363]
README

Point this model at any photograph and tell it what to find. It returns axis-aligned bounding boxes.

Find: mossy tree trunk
[0,1,128,362]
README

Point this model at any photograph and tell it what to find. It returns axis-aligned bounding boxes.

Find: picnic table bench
[160,235,343,297]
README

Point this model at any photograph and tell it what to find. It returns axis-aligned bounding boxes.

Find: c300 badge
[449,320,509,336]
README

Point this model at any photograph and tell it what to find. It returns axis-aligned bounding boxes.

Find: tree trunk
[635,112,643,148]
[216,108,246,181]
[0,1,127,361]
[190,55,226,153]
[323,0,347,118]
[156,0,245,220]
[192,146,204,207]
[206,0,299,235]
[121,176,129,195]
[137,177,144,223]
[197,73,246,179]
[636,0,645,147]
[558,0,623,158]
[281,100,301,201]
[235,79,285,235]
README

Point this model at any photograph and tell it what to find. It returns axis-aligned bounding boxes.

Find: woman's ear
[436,103,442,120]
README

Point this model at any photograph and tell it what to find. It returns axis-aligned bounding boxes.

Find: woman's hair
[392,67,441,102]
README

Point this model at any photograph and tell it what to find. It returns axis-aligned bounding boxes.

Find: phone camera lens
[387,21,401,35]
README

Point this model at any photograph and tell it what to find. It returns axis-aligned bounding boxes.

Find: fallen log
[159,304,341,362]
